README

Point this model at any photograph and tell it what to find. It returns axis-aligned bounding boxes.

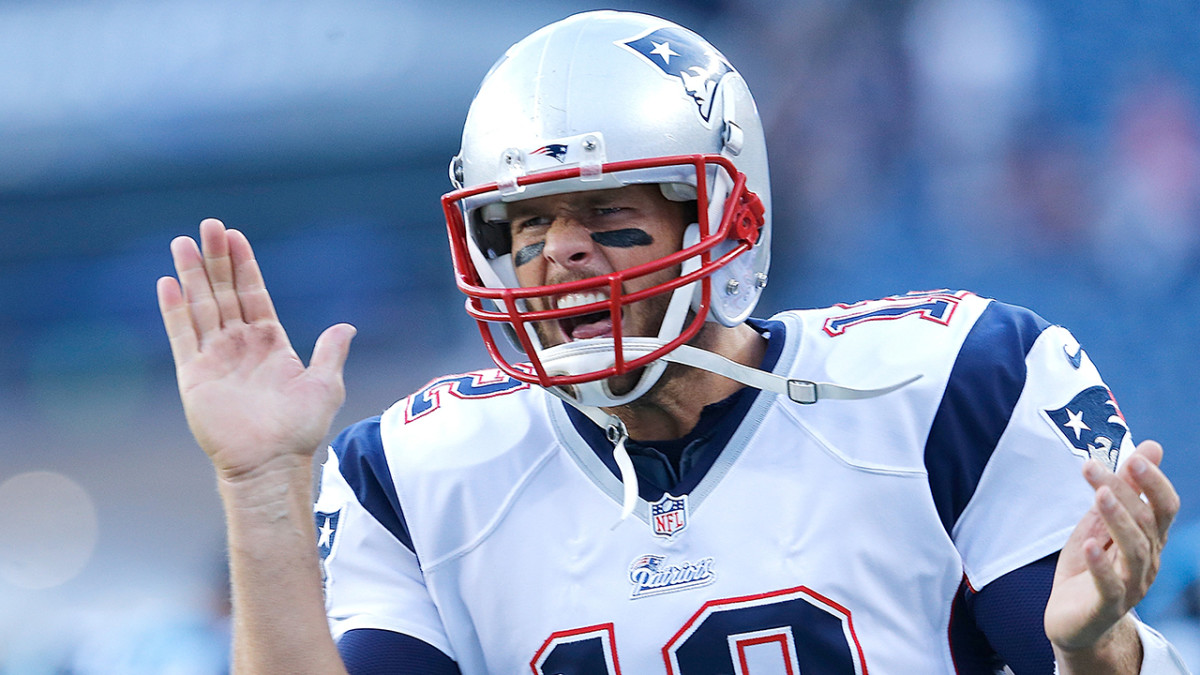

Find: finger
[1131,438,1164,465]
[1083,536,1127,611]
[310,323,357,386]
[227,228,279,323]
[1114,440,1162,493]
[171,234,221,337]
[1127,443,1180,541]
[1095,483,1152,579]
[199,218,243,326]
[1086,459,1158,547]
[156,275,199,363]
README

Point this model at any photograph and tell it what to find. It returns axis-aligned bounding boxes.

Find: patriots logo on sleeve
[618,26,733,123]
[316,509,341,582]
[1045,386,1129,471]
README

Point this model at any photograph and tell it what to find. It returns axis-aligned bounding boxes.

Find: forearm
[219,453,348,675]
[1052,613,1141,675]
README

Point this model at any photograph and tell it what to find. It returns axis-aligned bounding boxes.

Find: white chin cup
[540,338,669,408]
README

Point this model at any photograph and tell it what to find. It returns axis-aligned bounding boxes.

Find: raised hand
[157,218,356,481]
[1044,440,1180,669]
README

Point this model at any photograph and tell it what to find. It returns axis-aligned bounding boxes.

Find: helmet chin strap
[548,337,922,526]
[560,401,639,527]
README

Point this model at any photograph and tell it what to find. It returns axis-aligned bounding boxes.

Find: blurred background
[1,0,1198,671]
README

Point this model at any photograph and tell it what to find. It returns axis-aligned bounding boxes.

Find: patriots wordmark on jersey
[314,292,1136,674]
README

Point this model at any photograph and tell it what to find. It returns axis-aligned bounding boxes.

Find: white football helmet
[442,10,771,407]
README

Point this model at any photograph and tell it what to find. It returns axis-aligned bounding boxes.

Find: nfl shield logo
[650,493,688,538]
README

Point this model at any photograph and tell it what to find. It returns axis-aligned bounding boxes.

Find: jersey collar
[561,318,786,502]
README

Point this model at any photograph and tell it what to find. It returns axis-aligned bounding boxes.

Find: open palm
[157,219,355,480]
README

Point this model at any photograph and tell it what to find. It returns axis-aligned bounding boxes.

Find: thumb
[310,323,357,382]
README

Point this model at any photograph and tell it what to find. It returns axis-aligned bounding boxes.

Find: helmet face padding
[443,10,771,407]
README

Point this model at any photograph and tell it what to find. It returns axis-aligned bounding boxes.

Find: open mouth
[557,292,616,341]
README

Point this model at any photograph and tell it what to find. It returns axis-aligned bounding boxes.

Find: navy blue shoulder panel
[924,301,1050,534]
[330,416,415,554]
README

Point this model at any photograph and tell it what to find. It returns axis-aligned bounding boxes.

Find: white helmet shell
[444,10,771,406]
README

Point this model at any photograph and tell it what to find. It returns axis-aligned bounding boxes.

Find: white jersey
[314,291,1135,674]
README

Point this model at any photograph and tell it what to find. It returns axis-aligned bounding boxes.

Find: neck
[604,322,767,441]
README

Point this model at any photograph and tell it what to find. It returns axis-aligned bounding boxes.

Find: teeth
[556,291,608,310]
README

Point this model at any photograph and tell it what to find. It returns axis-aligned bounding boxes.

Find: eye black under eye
[591,228,653,248]
[514,241,545,266]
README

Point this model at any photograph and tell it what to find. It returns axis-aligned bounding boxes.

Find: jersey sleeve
[314,417,458,663]
[338,629,463,675]
[929,301,1137,589]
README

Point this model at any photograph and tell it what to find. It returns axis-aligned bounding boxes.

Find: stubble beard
[529,289,676,399]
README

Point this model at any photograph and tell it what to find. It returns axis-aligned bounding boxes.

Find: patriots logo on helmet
[530,143,568,162]
[619,27,733,123]
[1045,386,1129,471]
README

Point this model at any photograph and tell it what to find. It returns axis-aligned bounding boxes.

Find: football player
[158,10,1187,674]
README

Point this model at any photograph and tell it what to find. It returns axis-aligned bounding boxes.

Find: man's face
[506,184,692,351]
